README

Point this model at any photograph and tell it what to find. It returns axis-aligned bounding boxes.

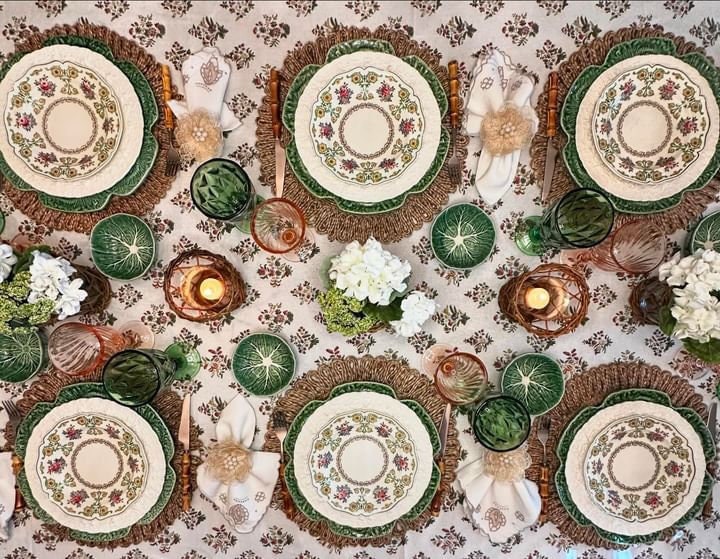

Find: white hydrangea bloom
[27,251,86,318]
[0,244,17,283]
[329,237,411,305]
[661,249,720,343]
[390,292,436,338]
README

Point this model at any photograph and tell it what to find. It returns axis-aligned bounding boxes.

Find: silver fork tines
[447,128,462,186]
[537,415,551,466]
[165,131,181,178]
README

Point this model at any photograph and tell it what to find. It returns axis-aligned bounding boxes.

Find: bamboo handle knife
[161,64,174,130]
[448,60,459,129]
[270,69,281,139]
[546,71,559,138]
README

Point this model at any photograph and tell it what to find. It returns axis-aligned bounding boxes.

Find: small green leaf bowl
[472,394,531,452]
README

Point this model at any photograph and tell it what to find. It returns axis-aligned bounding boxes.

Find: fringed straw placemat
[262,355,460,549]
[530,25,720,234]
[1,20,173,234]
[526,361,709,549]
[256,27,467,243]
[3,368,201,549]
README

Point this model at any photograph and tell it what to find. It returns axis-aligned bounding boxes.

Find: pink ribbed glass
[434,352,488,405]
[48,322,127,376]
[568,221,666,274]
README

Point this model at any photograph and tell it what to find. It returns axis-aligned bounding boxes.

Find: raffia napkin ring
[482,446,531,482]
[175,108,222,162]
[480,103,534,156]
[205,440,253,485]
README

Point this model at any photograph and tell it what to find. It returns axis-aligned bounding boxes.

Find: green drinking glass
[102,344,201,407]
[190,158,259,233]
[515,189,615,256]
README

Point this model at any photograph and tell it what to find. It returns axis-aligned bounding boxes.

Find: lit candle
[524,287,550,310]
[199,277,226,302]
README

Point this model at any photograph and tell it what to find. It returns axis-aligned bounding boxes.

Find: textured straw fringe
[262,355,460,549]
[530,25,720,234]
[525,361,709,549]
[256,27,467,243]
[3,368,201,549]
[1,20,173,233]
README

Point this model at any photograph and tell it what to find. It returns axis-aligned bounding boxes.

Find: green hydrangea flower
[317,287,377,337]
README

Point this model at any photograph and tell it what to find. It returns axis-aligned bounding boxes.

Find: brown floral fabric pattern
[1,1,720,558]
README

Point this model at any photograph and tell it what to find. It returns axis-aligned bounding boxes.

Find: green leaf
[364,299,403,323]
[683,338,720,364]
[658,305,677,337]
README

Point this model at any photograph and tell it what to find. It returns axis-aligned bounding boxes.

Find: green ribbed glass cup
[102,349,177,407]
[190,158,257,232]
[515,189,614,256]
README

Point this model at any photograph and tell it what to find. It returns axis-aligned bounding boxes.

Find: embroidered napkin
[167,46,240,132]
[0,453,14,541]
[456,453,541,543]
[197,395,279,533]
[465,49,538,205]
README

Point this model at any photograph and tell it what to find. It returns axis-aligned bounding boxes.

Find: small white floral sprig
[390,291,436,337]
[658,249,720,343]
[27,251,88,320]
[329,237,412,306]
[0,244,17,282]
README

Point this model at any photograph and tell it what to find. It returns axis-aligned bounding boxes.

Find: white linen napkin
[456,456,541,543]
[167,47,240,132]
[465,49,538,205]
[0,453,14,541]
[197,395,279,533]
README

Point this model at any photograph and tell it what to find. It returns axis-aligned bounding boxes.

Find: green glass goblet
[190,158,261,234]
[515,189,615,256]
[102,344,201,407]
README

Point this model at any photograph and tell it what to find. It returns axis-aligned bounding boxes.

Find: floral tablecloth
[2,1,720,558]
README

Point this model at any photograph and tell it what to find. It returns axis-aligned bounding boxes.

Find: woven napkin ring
[206,439,253,484]
[175,109,222,162]
[482,446,531,482]
[480,103,533,156]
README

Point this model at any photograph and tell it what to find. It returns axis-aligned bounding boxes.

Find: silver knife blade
[708,402,717,442]
[275,140,286,198]
[436,402,452,460]
[179,394,191,451]
[541,142,557,204]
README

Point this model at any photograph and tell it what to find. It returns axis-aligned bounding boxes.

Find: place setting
[0,20,175,233]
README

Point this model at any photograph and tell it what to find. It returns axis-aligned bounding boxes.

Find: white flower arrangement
[319,238,435,338]
[0,244,17,283]
[28,251,88,320]
[329,237,412,306]
[658,249,720,363]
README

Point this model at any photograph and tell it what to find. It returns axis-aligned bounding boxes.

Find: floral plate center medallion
[309,410,418,516]
[592,63,709,184]
[584,415,695,523]
[5,60,123,181]
[37,412,148,520]
[310,67,424,185]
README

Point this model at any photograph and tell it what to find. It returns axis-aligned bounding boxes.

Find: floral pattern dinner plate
[556,388,714,544]
[592,62,710,184]
[0,37,158,212]
[284,381,440,538]
[584,414,696,523]
[5,59,123,181]
[562,38,720,214]
[284,39,448,214]
[15,383,175,542]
